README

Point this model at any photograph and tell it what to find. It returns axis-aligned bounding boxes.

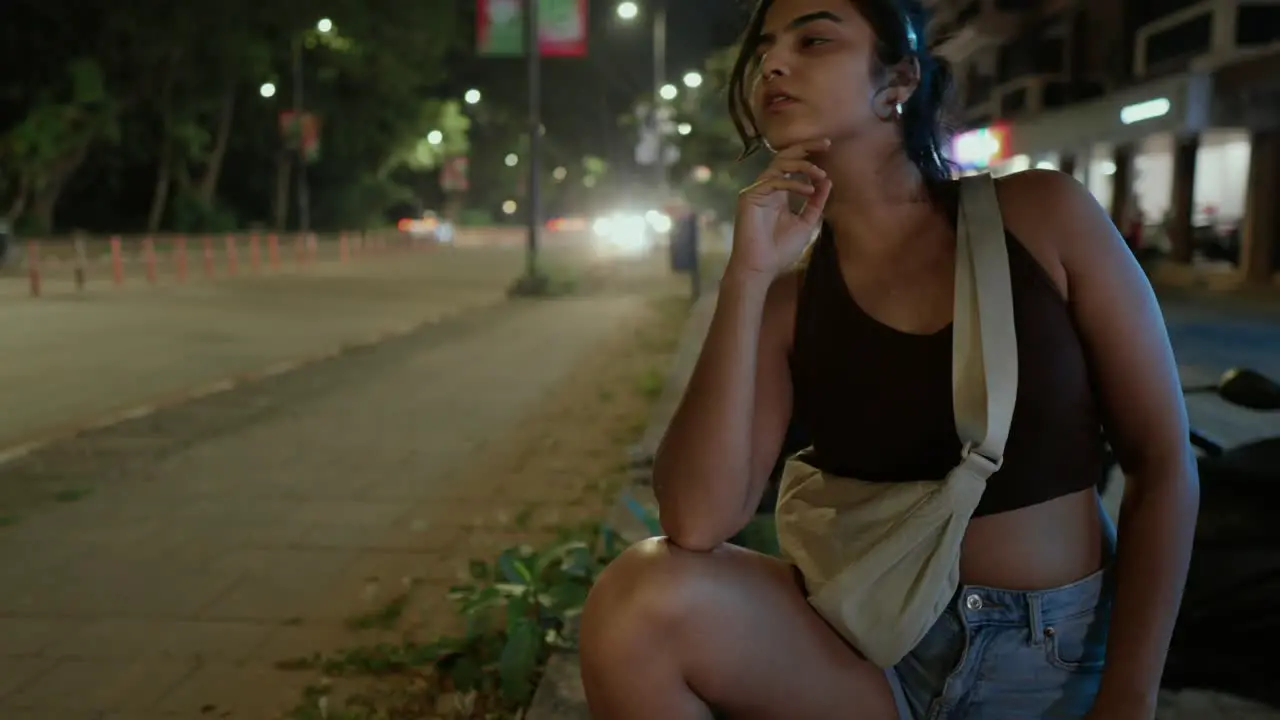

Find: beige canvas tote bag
[775,173,1018,668]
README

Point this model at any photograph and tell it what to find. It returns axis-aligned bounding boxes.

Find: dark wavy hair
[727,0,955,186]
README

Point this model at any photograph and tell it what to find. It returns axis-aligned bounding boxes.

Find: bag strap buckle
[961,442,1003,477]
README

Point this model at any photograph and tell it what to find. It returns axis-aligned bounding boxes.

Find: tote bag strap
[951,174,1019,478]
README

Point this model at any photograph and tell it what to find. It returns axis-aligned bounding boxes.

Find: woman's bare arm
[653,269,800,551]
[1007,169,1198,717]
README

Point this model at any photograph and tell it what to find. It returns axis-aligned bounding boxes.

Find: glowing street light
[683,71,703,89]
[464,88,482,105]
[259,82,276,98]
[426,130,443,145]
[677,122,692,136]
[552,166,568,181]
[616,1,639,20]
[317,17,333,33]
[659,84,678,101]
[503,200,518,215]
[505,153,519,167]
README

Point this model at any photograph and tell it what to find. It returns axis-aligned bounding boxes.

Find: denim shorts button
[965,593,983,610]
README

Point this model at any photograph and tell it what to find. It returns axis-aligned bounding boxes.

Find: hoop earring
[873,88,900,122]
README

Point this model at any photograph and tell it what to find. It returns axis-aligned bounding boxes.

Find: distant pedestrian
[0,219,10,268]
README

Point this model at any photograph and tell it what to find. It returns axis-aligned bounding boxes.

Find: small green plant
[0,515,19,528]
[731,515,782,557]
[345,590,414,632]
[279,521,623,717]
[53,488,91,503]
[637,367,666,400]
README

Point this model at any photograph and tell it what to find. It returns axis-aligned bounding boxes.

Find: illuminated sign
[951,125,1010,170]
[1120,97,1171,125]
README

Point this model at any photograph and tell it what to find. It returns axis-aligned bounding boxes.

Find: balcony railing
[934,0,1024,60]
[1134,0,1280,78]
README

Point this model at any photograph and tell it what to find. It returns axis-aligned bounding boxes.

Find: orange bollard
[142,237,158,285]
[26,241,40,297]
[268,234,280,269]
[339,232,349,262]
[174,236,188,282]
[225,235,239,276]
[249,233,261,272]
[110,236,124,286]
[202,236,216,279]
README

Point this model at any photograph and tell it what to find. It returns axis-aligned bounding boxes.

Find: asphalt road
[0,242,634,455]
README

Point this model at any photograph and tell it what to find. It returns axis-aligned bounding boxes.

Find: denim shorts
[885,521,1116,719]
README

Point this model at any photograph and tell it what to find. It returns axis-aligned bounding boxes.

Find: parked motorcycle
[1102,367,1280,709]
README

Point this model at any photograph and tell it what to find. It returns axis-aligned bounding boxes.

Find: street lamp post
[291,38,310,234]
[525,0,542,280]
[653,1,666,203]
[617,1,667,203]
[291,17,332,235]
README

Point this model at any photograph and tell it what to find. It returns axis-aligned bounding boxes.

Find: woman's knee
[585,537,701,626]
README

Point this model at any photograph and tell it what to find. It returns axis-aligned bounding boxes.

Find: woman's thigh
[581,537,902,720]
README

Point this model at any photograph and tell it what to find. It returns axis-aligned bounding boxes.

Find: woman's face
[750,0,885,152]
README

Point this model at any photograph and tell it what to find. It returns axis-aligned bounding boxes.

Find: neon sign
[951,125,1010,170]
[1120,97,1171,125]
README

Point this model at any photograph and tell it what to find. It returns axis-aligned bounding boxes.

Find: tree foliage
[0,0,477,233]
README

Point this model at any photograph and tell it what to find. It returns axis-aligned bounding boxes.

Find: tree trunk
[274,149,292,230]
[29,143,91,233]
[5,178,29,223]
[146,53,181,233]
[146,138,174,233]
[197,84,236,206]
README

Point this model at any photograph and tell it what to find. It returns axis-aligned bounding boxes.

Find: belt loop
[1027,593,1044,647]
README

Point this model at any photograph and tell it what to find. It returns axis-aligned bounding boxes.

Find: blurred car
[397,211,454,243]
[545,215,590,233]
[590,210,670,257]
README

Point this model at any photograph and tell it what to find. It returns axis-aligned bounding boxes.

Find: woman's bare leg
[580,537,901,720]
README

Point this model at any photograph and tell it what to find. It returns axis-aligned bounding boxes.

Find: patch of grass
[345,590,414,632]
[636,366,666,400]
[277,289,694,719]
[513,506,536,531]
[731,514,781,557]
[53,488,91,503]
[0,515,19,528]
[506,265,580,299]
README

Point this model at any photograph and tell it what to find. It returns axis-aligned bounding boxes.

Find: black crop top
[788,217,1105,517]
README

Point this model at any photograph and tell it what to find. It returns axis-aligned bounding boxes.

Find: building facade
[930,0,1280,283]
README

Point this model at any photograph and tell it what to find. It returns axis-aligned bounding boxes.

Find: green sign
[477,0,587,57]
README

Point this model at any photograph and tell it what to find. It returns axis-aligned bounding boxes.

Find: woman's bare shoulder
[991,169,1096,299]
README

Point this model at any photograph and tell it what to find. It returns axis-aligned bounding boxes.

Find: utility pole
[524,0,542,280]
[652,0,667,204]
[292,39,311,234]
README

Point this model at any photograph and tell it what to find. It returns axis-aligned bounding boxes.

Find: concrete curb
[0,304,486,469]
[526,291,718,720]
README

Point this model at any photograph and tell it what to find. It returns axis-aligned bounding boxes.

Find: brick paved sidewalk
[0,291,663,719]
